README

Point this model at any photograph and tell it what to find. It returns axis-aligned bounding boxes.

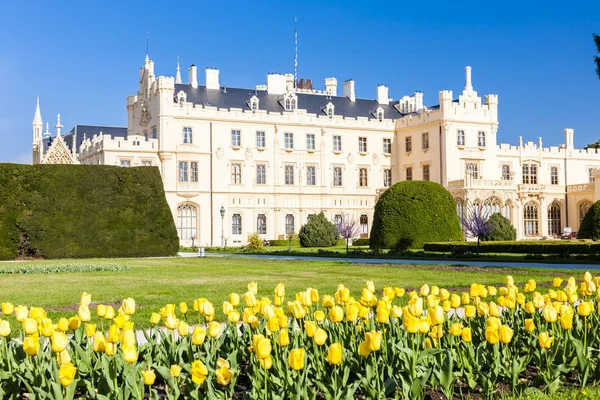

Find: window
[406,167,413,181]
[306,134,315,150]
[502,165,511,180]
[333,135,342,152]
[250,97,259,112]
[503,201,512,221]
[144,131,148,141]
[284,96,296,111]
[589,169,596,183]
[256,164,266,185]
[423,164,430,181]
[466,163,478,179]
[383,138,392,154]
[141,160,152,167]
[190,161,198,182]
[334,214,342,229]
[359,168,368,187]
[306,166,316,186]
[285,165,294,185]
[231,163,242,184]
[360,215,368,236]
[524,202,539,236]
[377,108,384,121]
[177,204,197,240]
[457,130,465,146]
[257,214,266,234]
[478,131,486,147]
[178,161,189,182]
[256,131,265,148]
[333,167,343,186]
[456,199,465,222]
[422,133,429,150]
[284,132,294,149]
[548,202,561,237]
[383,169,392,187]
[359,137,368,153]
[522,164,538,184]
[232,214,242,235]
[231,130,241,147]
[326,103,334,119]
[120,159,131,167]
[151,128,157,139]
[551,166,559,185]
[285,214,295,233]
[307,214,315,221]
[405,136,412,153]
[183,127,193,144]
[484,197,501,215]
[579,201,592,223]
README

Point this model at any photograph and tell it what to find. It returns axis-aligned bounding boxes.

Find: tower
[175,57,182,84]
[32,96,43,164]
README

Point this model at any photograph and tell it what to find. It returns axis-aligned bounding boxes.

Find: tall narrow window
[334,214,342,229]
[256,131,265,148]
[231,163,242,184]
[383,138,391,154]
[333,135,342,152]
[551,166,559,185]
[183,127,193,144]
[306,166,316,186]
[589,169,596,183]
[503,201,512,221]
[360,215,368,236]
[257,214,267,234]
[177,203,197,240]
[522,164,538,184]
[359,168,368,187]
[423,164,430,181]
[579,201,592,223]
[406,167,413,181]
[326,104,334,119]
[190,161,198,182]
[256,164,266,185]
[178,161,188,182]
[285,165,294,185]
[359,137,368,153]
[333,167,343,186]
[456,199,465,222]
[284,132,294,149]
[151,128,157,139]
[502,165,511,180]
[405,136,412,152]
[457,130,465,146]
[232,214,242,235]
[466,163,478,179]
[422,133,429,150]
[306,134,315,150]
[231,130,241,147]
[285,214,295,233]
[548,202,561,237]
[383,169,391,187]
[523,202,539,236]
[478,131,486,147]
[377,109,384,121]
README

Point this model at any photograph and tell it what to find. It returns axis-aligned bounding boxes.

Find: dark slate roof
[174,84,404,120]
[42,125,127,154]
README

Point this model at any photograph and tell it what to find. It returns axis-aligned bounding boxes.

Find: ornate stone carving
[139,101,151,127]
[42,137,76,164]
[216,147,224,160]
[372,153,379,166]
[347,153,355,165]
[245,148,252,160]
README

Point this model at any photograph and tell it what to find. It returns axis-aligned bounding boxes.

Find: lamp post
[220,205,226,248]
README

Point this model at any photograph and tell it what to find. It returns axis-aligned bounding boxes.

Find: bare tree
[460,206,493,253]
[337,214,359,254]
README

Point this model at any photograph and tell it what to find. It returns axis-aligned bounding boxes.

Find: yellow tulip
[578,302,593,317]
[149,312,161,325]
[0,320,10,337]
[229,293,240,307]
[107,324,120,343]
[335,287,350,304]
[170,364,182,377]
[395,287,406,297]
[461,292,471,305]
[543,305,558,323]
[461,327,472,343]
[560,311,573,330]
[404,314,420,334]
[177,321,189,337]
[1,302,14,316]
[539,332,553,349]
[192,326,206,345]
[420,284,430,297]
[383,287,396,300]
[51,332,68,353]
[96,304,106,317]
[489,302,499,317]
[178,302,188,315]
[345,303,359,322]
[314,328,328,346]
[516,293,526,305]
[499,325,514,344]
[408,297,423,317]
[278,329,290,346]
[449,323,463,337]
[29,307,45,322]
[259,355,273,370]
[322,295,335,308]
[85,324,96,338]
[314,310,325,322]
[358,340,371,357]
[221,301,233,316]
[419,317,431,334]
[104,306,115,320]
[488,286,498,297]
[485,327,499,345]
[229,310,241,323]
[122,298,136,315]
[505,275,515,287]
[141,369,156,386]
[525,319,536,332]
[376,308,389,324]
[266,317,279,333]
[365,330,382,351]
[524,301,535,314]
[428,306,444,326]
[257,337,272,359]
[470,283,487,298]
[326,342,343,365]
[216,366,233,386]
[290,301,306,319]
[477,302,489,317]
[191,360,209,384]
[93,332,106,353]
[524,279,536,293]
[23,336,39,356]
[122,344,138,363]
[164,312,177,330]
[202,301,215,318]
[105,343,115,356]
[552,277,563,287]
[391,305,403,319]
[37,317,53,337]
[450,294,461,308]
[304,321,317,337]
[23,318,38,336]
[464,305,476,318]
[14,305,28,322]
[58,363,77,387]
[208,321,221,337]
[121,329,136,348]
[289,348,305,370]
[77,305,91,323]
[243,292,257,307]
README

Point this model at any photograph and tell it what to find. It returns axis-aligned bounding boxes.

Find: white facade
[32,57,600,245]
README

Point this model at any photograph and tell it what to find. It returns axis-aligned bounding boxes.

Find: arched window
[360,215,368,237]
[326,103,334,119]
[250,96,259,112]
[334,214,342,229]
[548,202,561,237]
[257,214,266,234]
[377,107,384,121]
[285,98,291,110]
[503,201,512,221]
[524,202,539,236]
[232,214,242,235]
[472,199,481,213]
[291,99,296,110]
[579,200,593,223]
[484,197,501,216]
[285,214,295,234]
[455,198,465,221]
[177,203,197,240]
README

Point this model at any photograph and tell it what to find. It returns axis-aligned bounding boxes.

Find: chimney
[564,128,574,150]
[267,73,287,94]
[344,79,355,102]
[206,67,220,90]
[325,78,337,96]
[377,84,389,105]
[188,65,198,89]
[464,66,473,92]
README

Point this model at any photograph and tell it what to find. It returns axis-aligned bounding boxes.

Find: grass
[0,256,591,331]
[501,386,600,399]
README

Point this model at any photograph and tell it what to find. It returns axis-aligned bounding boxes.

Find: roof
[42,125,127,154]
[174,84,404,120]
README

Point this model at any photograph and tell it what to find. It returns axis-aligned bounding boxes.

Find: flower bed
[1,274,599,398]
[0,264,131,274]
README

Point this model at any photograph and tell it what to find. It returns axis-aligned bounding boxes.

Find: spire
[43,123,50,139]
[55,114,63,137]
[33,95,42,126]
[144,31,150,65]
[175,57,182,84]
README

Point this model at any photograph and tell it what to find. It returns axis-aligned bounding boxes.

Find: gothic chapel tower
[32,96,43,164]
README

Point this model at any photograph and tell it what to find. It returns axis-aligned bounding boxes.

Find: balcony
[517,184,546,194]
[447,177,515,190]
[567,183,595,193]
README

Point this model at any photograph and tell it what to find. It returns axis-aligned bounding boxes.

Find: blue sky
[0,0,599,163]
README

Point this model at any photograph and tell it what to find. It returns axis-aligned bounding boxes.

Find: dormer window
[284,93,297,111]
[325,102,334,119]
[376,107,384,121]
[177,90,187,107]
[249,96,259,113]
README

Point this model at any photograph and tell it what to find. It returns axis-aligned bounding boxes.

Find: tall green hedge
[370,181,463,249]
[579,200,600,240]
[0,163,179,260]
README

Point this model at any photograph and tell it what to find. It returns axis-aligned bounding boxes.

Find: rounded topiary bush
[578,200,600,240]
[299,212,340,247]
[370,181,463,250]
[483,213,516,241]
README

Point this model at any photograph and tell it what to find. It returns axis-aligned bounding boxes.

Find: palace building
[32,55,600,246]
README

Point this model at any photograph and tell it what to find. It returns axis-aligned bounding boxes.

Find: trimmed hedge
[370,181,463,249]
[579,200,600,240]
[0,163,179,260]
[299,213,340,247]
[268,239,301,247]
[0,264,131,274]
[352,238,370,246]
[424,241,600,255]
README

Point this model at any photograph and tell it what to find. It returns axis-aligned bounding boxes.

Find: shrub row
[0,264,131,274]
[352,238,370,246]
[424,241,600,255]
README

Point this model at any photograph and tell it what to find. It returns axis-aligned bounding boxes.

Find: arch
[257,214,266,234]
[232,213,242,235]
[547,201,561,237]
[503,200,512,221]
[176,203,198,241]
[471,198,482,213]
[483,197,502,216]
[523,201,539,236]
[579,200,593,224]
[285,214,295,234]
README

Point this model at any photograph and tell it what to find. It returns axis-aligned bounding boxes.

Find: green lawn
[502,386,600,399]
[0,256,590,330]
